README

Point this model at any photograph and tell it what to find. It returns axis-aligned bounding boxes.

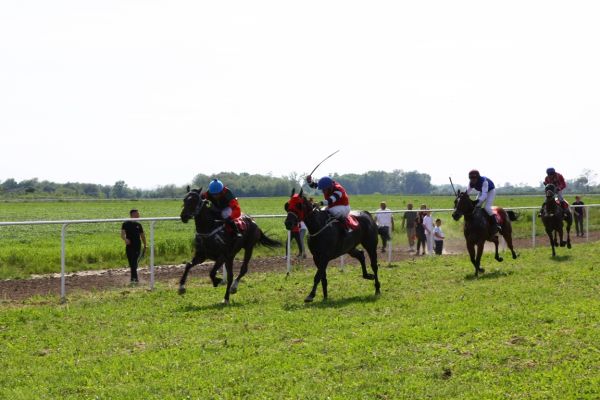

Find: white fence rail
[0,204,597,302]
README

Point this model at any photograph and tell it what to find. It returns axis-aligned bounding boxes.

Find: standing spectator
[287,221,307,258]
[415,204,427,256]
[402,203,417,252]
[433,218,445,255]
[121,209,147,284]
[423,210,434,256]
[375,201,394,253]
[573,195,585,237]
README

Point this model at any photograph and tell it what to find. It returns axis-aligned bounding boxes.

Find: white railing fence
[0,204,597,302]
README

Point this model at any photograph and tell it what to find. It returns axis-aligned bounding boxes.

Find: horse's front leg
[466,241,477,274]
[179,254,206,295]
[209,258,225,287]
[222,258,235,305]
[558,224,566,247]
[305,265,324,303]
[475,241,485,275]
[546,228,556,257]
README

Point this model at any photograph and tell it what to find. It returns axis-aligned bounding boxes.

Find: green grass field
[1,243,599,399]
[1,194,599,279]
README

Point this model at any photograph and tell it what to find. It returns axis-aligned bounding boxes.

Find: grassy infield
[1,196,599,398]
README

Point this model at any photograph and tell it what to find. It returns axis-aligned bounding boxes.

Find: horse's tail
[507,210,519,221]
[258,230,282,248]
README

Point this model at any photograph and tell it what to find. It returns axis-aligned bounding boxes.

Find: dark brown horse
[539,184,572,257]
[284,189,380,302]
[452,191,518,276]
[179,187,281,304]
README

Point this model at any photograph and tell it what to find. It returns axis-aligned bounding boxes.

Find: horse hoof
[512,254,518,259]
[230,287,237,294]
[363,274,375,280]
[567,243,572,249]
[496,257,504,262]
[478,268,485,274]
[304,296,314,303]
[212,278,223,288]
[560,242,566,247]
[178,287,186,295]
[222,299,230,305]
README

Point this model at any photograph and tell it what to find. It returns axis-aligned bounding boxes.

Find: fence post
[531,210,536,248]
[585,205,590,242]
[286,230,291,275]
[149,220,156,290]
[60,223,68,303]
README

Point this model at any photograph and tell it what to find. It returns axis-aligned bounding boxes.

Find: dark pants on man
[575,213,584,236]
[126,246,141,282]
[378,226,390,251]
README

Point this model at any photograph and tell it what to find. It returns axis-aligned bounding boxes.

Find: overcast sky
[1,1,599,189]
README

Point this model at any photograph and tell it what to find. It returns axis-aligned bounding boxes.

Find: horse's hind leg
[502,233,518,259]
[231,246,254,294]
[364,240,381,295]
[348,248,373,280]
[566,218,572,249]
[492,237,503,262]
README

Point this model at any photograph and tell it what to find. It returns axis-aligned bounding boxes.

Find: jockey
[544,168,568,209]
[306,175,352,232]
[466,169,501,234]
[203,179,242,237]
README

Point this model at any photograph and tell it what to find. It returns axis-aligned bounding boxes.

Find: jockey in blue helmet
[466,169,501,234]
[204,179,243,237]
[306,175,352,232]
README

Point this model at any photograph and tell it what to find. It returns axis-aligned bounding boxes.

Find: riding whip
[308,149,340,177]
[449,177,457,196]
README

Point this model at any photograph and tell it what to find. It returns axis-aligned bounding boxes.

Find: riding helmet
[546,167,556,175]
[468,170,480,180]
[317,176,334,190]
[208,179,224,194]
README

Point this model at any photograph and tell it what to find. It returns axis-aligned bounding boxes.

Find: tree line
[1,169,598,199]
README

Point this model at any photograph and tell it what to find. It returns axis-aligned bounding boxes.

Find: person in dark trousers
[415,204,427,256]
[573,196,585,237]
[121,209,147,284]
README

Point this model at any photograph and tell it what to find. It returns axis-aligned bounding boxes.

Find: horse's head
[545,184,557,198]
[180,186,204,223]
[452,190,475,221]
[284,188,312,230]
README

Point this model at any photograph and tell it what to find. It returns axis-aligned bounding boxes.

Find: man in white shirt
[422,210,434,256]
[375,201,394,253]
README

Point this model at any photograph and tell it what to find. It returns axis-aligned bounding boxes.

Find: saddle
[223,217,249,234]
[329,214,360,232]
[491,207,504,225]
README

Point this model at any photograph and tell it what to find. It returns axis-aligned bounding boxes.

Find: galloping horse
[179,187,281,304]
[284,189,380,302]
[539,184,572,257]
[452,190,518,276]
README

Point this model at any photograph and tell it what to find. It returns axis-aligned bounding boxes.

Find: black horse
[539,184,572,257]
[452,191,518,276]
[179,187,281,304]
[284,189,380,302]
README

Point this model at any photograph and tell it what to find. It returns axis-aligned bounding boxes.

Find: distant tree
[111,180,129,198]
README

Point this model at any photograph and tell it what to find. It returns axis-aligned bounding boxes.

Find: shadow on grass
[549,254,572,262]
[282,293,380,311]
[464,269,514,281]
[176,299,256,312]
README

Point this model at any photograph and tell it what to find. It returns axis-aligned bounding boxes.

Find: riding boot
[489,214,501,235]
[338,217,352,235]
[226,219,242,238]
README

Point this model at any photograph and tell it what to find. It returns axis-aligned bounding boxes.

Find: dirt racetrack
[1,232,595,302]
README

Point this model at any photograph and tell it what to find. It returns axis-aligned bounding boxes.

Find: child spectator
[433,218,445,255]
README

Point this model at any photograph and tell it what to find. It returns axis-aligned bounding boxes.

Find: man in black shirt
[121,209,147,284]
[573,196,585,237]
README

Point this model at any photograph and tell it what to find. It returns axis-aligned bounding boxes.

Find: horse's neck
[194,213,221,233]
[304,211,331,234]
